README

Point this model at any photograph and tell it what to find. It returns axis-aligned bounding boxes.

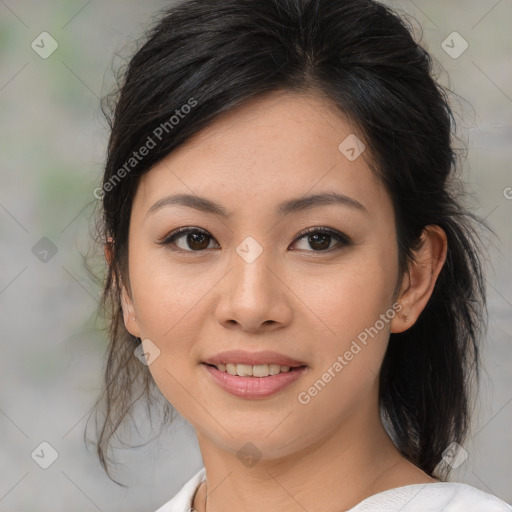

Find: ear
[120,283,142,339]
[104,239,141,338]
[391,225,448,333]
[104,239,114,267]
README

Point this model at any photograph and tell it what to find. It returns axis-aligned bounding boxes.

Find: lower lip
[202,364,308,399]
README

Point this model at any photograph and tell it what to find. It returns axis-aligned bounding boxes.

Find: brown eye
[158,227,218,252]
[291,227,351,252]
[158,226,350,254]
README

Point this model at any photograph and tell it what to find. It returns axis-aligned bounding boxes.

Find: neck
[191,390,433,512]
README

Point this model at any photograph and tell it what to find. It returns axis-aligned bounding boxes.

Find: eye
[290,227,351,252]
[157,226,351,253]
[157,227,219,252]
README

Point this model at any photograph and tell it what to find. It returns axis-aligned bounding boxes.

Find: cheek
[129,244,209,337]
[291,262,394,425]
[294,248,397,345]
[129,253,205,412]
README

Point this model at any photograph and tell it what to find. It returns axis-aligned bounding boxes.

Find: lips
[203,363,309,399]
[201,350,309,399]
[202,349,307,368]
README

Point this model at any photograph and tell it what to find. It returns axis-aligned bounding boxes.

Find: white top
[154,467,512,512]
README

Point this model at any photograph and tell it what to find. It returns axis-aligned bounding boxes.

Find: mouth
[200,350,309,398]
[201,362,309,399]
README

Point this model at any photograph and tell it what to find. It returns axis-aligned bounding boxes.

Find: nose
[215,240,293,333]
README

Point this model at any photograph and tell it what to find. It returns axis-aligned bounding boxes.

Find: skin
[116,90,447,512]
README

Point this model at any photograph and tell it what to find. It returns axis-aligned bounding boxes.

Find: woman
[90,0,512,510]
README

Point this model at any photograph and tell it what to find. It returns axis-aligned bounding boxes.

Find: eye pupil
[309,233,331,251]
[188,232,210,250]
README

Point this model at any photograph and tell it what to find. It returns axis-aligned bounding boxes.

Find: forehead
[134,90,391,221]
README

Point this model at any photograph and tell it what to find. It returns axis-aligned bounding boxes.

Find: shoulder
[349,482,512,512]
[151,471,511,512]
[153,467,206,512]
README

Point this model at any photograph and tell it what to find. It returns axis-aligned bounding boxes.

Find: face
[120,90,404,460]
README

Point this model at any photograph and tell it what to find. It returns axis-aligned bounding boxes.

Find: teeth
[253,364,269,377]
[216,363,293,377]
[268,364,284,376]
[233,364,252,376]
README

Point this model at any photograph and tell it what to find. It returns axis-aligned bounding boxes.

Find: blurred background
[0,0,510,510]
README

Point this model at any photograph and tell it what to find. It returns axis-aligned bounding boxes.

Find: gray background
[0,0,510,510]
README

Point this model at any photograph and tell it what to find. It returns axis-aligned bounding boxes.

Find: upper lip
[202,350,307,368]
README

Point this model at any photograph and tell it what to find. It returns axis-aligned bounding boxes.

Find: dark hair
[88,0,489,484]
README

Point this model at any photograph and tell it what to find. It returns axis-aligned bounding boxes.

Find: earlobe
[391,225,447,333]
[104,238,114,267]
[390,270,411,333]
[120,279,142,339]
[104,237,141,338]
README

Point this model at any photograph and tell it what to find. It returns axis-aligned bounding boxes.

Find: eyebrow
[146,191,368,218]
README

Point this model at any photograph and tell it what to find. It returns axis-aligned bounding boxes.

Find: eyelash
[157,226,351,253]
